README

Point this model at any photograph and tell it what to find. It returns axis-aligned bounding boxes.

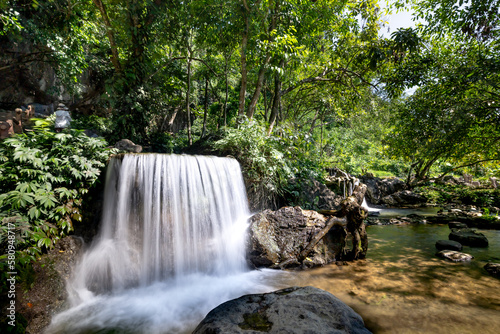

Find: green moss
[238,312,272,332]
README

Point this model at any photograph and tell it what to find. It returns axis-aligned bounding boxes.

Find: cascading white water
[47,154,282,334]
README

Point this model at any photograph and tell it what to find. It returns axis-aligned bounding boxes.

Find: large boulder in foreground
[247,207,346,269]
[193,286,372,334]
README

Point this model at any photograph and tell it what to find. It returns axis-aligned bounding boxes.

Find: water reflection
[270,224,500,334]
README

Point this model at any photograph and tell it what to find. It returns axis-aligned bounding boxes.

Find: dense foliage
[415,183,500,208]
[0,0,498,193]
[0,119,115,292]
[382,0,500,182]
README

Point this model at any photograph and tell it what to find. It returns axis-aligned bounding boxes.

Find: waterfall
[47,154,277,334]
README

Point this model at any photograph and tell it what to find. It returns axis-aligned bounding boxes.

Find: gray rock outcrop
[380,190,427,206]
[193,286,372,334]
[115,139,142,153]
[358,174,432,207]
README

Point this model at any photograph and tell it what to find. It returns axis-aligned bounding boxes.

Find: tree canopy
[382,0,500,182]
[0,0,499,182]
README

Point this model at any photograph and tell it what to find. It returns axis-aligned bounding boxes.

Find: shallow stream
[49,223,500,334]
[272,224,500,334]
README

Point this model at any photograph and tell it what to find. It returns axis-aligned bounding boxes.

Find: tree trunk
[92,0,122,73]
[267,60,284,135]
[223,54,229,127]
[201,77,209,139]
[186,51,192,146]
[238,13,249,118]
[342,196,368,260]
[246,54,271,120]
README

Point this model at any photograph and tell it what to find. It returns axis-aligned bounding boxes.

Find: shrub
[212,120,295,209]
[0,118,115,288]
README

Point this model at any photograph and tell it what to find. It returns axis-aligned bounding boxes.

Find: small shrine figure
[13,108,23,133]
[54,103,72,133]
[0,111,15,139]
[28,104,35,118]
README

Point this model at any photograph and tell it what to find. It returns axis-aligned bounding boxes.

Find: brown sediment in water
[272,226,500,334]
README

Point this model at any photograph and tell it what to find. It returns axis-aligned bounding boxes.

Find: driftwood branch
[298,216,345,263]
[274,216,345,269]
[317,209,341,216]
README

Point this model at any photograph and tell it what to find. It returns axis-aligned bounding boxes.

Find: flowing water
[47,154,282,334]
[47,155,500,333]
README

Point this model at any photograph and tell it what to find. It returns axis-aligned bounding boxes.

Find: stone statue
[0,111,15,139]
[54,103,72,132]
[13,108,23,133]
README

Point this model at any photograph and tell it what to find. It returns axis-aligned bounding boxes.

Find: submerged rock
[436,250,474,262]
[435,240,463,251]
[484,263,500,278]
[193,286,372,334]
[449,228,489,247]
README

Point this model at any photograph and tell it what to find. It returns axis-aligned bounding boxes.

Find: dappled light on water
[274,224,500,334]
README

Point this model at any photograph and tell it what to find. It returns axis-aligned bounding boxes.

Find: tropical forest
[0,0,499,333]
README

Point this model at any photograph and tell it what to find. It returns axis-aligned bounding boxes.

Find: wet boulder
[435,240,463,251]
[484,263,500,278]
[115,139,142,153]
[247,207,346,269]
[437,250,474,262]
[380,190,427,206]
[193,286,372,334]
[16,236,84,333]
[449,228,489,247]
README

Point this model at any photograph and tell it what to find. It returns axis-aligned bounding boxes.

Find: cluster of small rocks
[434,221,499,278]
[436,174,498,189]
[429,205,500,229]
[365,213,430,226]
